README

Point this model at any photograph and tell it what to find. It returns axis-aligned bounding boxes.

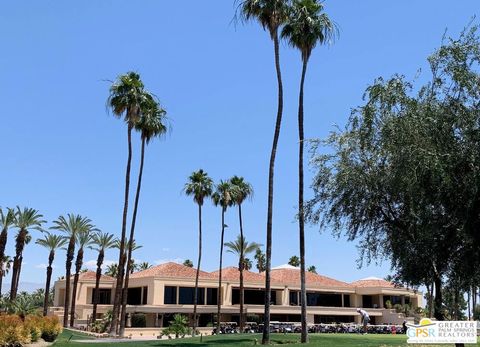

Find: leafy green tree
[107,71,147,335]
[212,180,235,334]
[254,248,266,273]
[90,231,116,323]
[237,1,289,342]
[307,265,317,274]
[0,208,15,296]
[229,176,253,333]
[243,258,253,271]
[10,207,45,300]
[51,214,94,327]
[36,232,67,316]
[183,259,193,268]
[162,314,189,339]
[306,25,480,322]
[474,305,480,321]
[120,93,167,337]
[288,256,300,267]
[224,234,262,332]
[184,169,213,335]
[282,0,336,341]
[70,226,96,326]
[10,294,36,321]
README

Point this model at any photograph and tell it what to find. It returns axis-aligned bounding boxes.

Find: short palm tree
[120,93,167,337]
[90,231,116,323]
[229,176,253,333]
[107,71,147,335]
[105,263,119,278]
[237,1,289,343]
[138,262,152,271]
[212,180,234,334]
[10,207,45,300]
[0,255,12,297]
[0,208,15,296]
[70,226,96,327]
[36,232,67,316]
[51,214,94,327]
[184,169,213,336]
[224,234,262,333]
[281,1,337,341]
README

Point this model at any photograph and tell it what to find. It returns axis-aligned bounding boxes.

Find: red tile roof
[130,262,215,279]
[210,267,266,283]
[78,271,114,281]
[271,268,351,288]
[350,277,396,288]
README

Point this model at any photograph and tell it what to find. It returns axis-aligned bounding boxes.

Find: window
[91,289,111,305]
[343,294,350,307]
[362,295,373,308]
[127,287,142,305]
[306,293,342,307]
[179,287,204,305]
[142,286,148,305]
[206,288,218,305]
[290,291,299,306]
[164,286,177,304]
[232,289,276,305]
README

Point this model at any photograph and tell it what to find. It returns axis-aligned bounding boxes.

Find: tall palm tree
[70,226,96,327]
[119,93,167,337]
[184,169,213,336]
[107,71,147,335]
[237,1,289,343]
[0,255,12,297]
[10,207,45,300]
[229,176,253,333]
[51,214,94,327]
[282,1,336,341]
[224,234,262,332]
[36,233,67,316]
[0,208,15,296]
[212,181,234,334]
[90,231,116,323]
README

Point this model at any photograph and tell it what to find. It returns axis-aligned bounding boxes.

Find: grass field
[52,330,480,347]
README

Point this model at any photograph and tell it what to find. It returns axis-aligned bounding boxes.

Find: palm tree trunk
[43,250,55,316]
[10,229,27,300]
[70,248,84,327]
[192,204,202,336]
[110,124,133,336]
[0,271,3,298]
[238,204,245,334]
[0,227,8,297]
[263,29,284,346]
[64,236,75,327]
[120,137,146,337]
[92,249,104,324]
[298,58,308,343]
[216,208,226,334]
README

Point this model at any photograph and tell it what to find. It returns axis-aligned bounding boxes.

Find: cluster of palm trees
[236,0,337,343]
[106,71,168,337]
[184,171,259,335]
[0,208,127,329]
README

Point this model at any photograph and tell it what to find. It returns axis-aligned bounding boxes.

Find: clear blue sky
[0,1,478,288]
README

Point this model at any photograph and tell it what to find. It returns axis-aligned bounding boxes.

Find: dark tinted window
[343,294,350,307]
[306,293,342,307]
[127,287,142,305]
[232,289,276,305]
[290,291,299,306]
[206,288,218,305]
[91,289,111,305]
[164,286,177,304]
[179,287,204,305]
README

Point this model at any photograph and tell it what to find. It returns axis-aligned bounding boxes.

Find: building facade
[52,262,422,328]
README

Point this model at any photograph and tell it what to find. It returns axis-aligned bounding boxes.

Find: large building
[52,262,421,328]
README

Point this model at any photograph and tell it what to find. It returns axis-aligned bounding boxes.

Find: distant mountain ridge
[2,282,43,294]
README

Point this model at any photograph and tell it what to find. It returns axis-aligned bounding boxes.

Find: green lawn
[52,330,480,347]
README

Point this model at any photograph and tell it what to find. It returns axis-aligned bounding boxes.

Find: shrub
[0,315,31,346]
[40,316,62,342]
[394,304,403,313]
[131,313,146,328]
[385,300,392,309]
[25,315,43,342]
